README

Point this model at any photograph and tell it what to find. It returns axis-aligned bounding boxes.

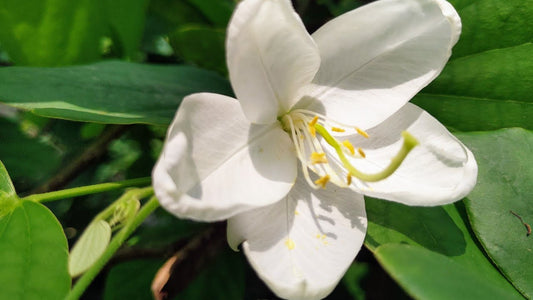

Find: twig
[151,222,227,300]
[30,125,131,194]
[510,210,531,236]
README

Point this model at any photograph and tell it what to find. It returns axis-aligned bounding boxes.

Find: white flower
[152,0,477,299]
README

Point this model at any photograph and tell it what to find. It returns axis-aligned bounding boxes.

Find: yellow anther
[308,116,319,137]
[314,175,330,188]
[356,127,369,138]
[358,147,366,158]
[342,140,355,155]
[310,152,328,164]
[331,127,345,132]
[346,174,352,185]
[285,238,295,250]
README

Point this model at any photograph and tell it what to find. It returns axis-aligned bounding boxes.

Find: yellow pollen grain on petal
[331,127,345,132]
[314,175,330,189]
[347,174,352,185]
[342,140,355,155]
[316,234,321,239]
[294,210,299,215]
[358,147,366,158]
[310,152,328,164]
[285,238,295,250]
[356,127,369,138]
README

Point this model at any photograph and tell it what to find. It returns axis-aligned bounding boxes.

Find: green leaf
[0,160,16,196]
[168,25,227,74]
[415,44,533,131]
[448,0,533,59]
[104,0,149,59]
[460,128,533,298]
[0,61,233,125]
[375,244,523,300]
[0,117,62,187]
[414,1,533,131]
[0,200,70,299]
[69,219,112,277]
[185,0,235,27]
[0,160,18,218]
[365,199,522,298]
[103,259,165,300]
[0,0,106,66]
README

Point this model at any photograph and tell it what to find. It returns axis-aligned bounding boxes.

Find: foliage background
[0,0,532,299]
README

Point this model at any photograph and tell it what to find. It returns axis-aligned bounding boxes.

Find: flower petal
[227,0,320,124]
[152,93,297,221]
[227,176,367,300]
[335,103,477,206]
[300,0,461,129]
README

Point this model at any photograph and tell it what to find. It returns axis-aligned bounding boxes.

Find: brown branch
[151,222,227,300]
[31,125,131,194]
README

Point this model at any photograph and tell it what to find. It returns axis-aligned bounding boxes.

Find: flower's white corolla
[153,0,478,299]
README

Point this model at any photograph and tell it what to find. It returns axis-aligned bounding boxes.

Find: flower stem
[65,194,160,300]
[22,177,152,203]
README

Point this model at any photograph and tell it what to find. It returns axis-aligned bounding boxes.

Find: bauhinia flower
[153,0,477,299]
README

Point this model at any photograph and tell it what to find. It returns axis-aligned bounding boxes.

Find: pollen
[346,174,352,185]
[358,147,366,158]
[331,127,345,132]
[314,175,330,188]
[285,238,295,250]
[356,127,369,138]
[308,116,319,137]
[342,140,355,155]
[310,152,328,164]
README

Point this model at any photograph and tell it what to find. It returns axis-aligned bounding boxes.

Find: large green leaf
[185,0,234,27]
[375,244,522,300]
[414,0,533,131]
[0,200,70,299]
[0,61,233,125]
[460,128,533,298]
[0,0,106,66]
[364,199,522,298]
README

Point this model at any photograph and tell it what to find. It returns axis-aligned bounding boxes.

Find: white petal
[227,0,320,124]
[299,0,461,129]
[228,176,367,300]
[336,103,477,206]
[152,93,297,221]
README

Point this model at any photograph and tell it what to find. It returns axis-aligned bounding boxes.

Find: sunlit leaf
[461,128,533,298]
[375,244,523,300]
[0,200,70,299]
[365,199,522,298]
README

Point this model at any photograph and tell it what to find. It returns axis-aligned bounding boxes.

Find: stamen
[331,127,345,132]
[346,174,352,185]
[310,152,328,164]
[308,116,319,137]
[357,147,366,158]
[314,175,330,188]
[356,127,369,138]
[314,123,419,182]
[342,140,355,155]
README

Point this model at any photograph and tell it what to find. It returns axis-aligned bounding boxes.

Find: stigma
[281,109,419,190]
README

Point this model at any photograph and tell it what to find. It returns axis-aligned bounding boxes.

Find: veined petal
[300,0,461,129]
[227,0,320,124]
[152,93,297,221]
[228,175,367,300]
[336,103,477,206]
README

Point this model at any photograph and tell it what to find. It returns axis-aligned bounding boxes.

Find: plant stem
[22,177,152,203]
[65,195,160,300]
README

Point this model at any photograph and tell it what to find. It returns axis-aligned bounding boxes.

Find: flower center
[280,109,419,189]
